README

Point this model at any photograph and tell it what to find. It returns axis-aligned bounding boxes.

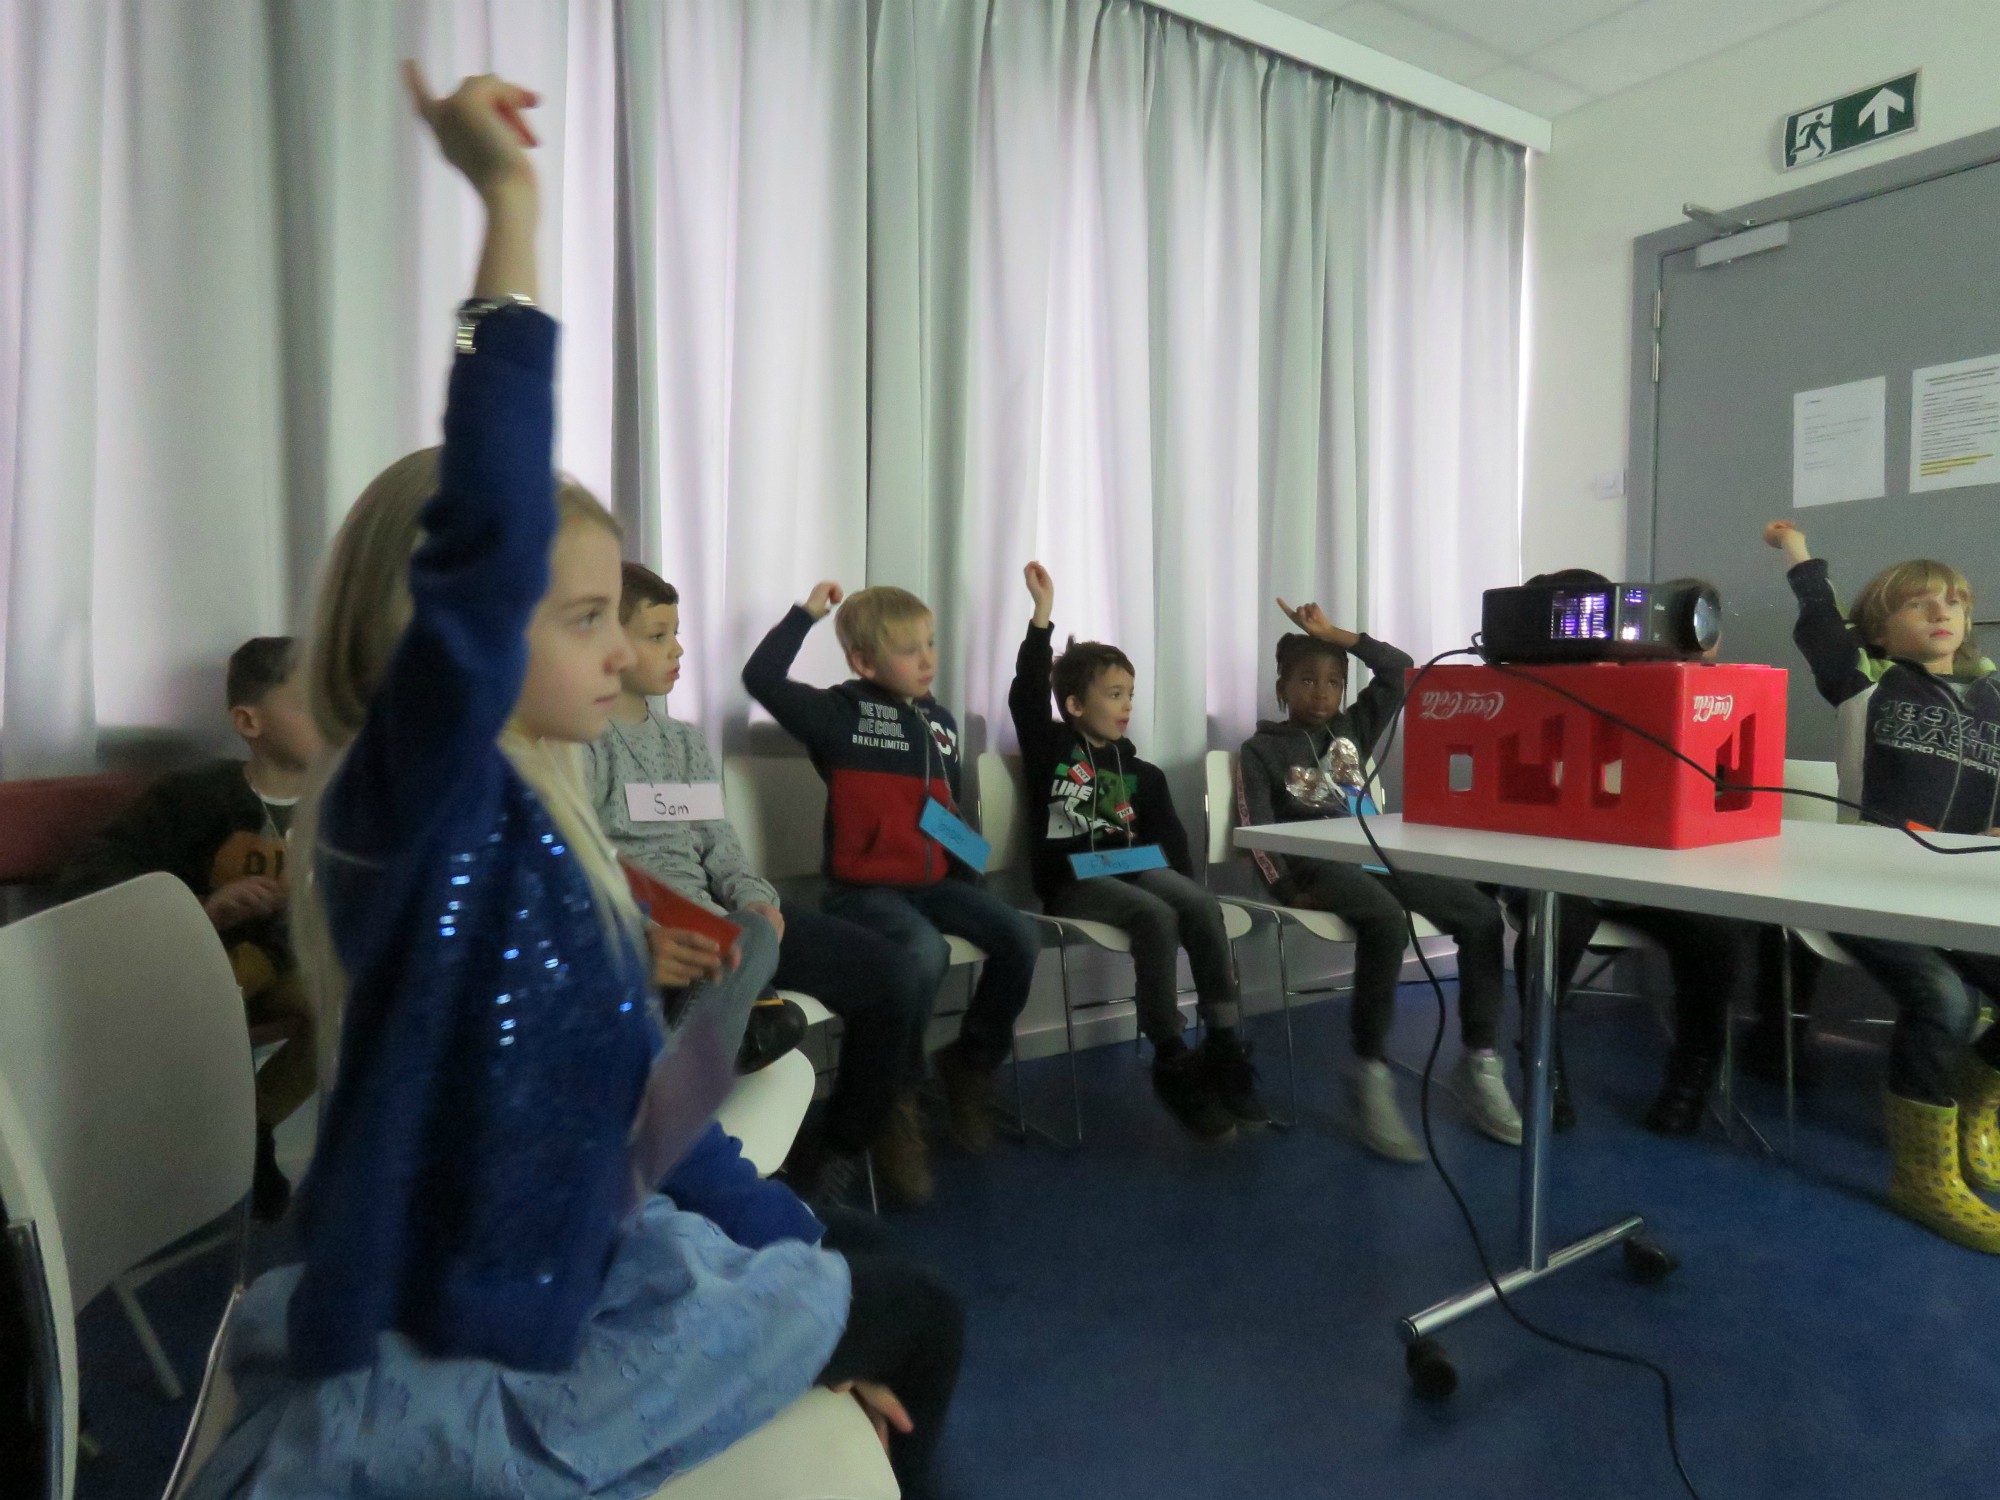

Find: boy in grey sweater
[586,565,931,1207]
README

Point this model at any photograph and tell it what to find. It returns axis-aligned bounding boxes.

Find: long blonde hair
[294,447,641,1085]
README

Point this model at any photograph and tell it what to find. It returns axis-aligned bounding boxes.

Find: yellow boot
[1956,1054,2000,1193]
[1884,1092,2000,1253]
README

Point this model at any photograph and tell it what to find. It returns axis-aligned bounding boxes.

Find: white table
[1233,814,2000,1394]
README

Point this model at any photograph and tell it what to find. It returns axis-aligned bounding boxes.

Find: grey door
[1648,157,2000,758]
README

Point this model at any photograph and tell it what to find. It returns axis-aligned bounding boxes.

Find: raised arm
[1277,597,1413,761]
[741,582,845,754]
[1765,520,1878,706]
[1008,562,1061,760]
[324,70,556,858]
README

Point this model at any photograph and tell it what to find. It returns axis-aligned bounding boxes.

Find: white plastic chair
[978,752,1252,1145]
[0,1067,77,1500]
[715,1048,818,1176]
[0,874,256,1410]
[1204,750,1446,1121]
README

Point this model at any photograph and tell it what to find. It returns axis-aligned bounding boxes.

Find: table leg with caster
[1396,889,1676,1399]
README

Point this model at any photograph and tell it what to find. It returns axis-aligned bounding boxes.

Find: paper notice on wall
[1792,377,1886,508]
[1911,354,2000,492]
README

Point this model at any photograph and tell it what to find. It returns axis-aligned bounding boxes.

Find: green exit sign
[1784,72,1919,169]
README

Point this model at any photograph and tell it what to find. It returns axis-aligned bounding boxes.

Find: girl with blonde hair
[185,67,959,1500]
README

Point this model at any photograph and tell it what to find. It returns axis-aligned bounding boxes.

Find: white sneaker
[1451,1051,1524,1146]
[1349,1058,1426,1163]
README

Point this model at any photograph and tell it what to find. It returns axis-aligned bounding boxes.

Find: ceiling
[1265,0,1850,118]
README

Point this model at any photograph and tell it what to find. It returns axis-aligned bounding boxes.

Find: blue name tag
[1068,844,1170,880]
[1342,789,1387,870]
[919,798,990,873]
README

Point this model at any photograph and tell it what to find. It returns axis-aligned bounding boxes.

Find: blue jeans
[1835,936,2000,1104]
[824,879,1041,1071]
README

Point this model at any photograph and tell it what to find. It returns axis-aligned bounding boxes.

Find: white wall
[1523,0,2000,579]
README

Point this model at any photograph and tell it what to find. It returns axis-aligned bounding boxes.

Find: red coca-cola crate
[1401,662,1787,849]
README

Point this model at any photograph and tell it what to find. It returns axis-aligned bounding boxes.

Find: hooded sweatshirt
[1007,620,1192,905]
[1787,556,2000,835]
[1235,633,1413,894]
[742,606,969,888]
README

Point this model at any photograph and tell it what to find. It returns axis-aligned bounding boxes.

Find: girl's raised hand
[403,62,540,199]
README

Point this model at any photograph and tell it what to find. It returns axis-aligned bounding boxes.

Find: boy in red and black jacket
[743,580,1040,1153]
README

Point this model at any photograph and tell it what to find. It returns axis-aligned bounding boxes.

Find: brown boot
[870,1095,935,1206]
[932,1040,997,1154]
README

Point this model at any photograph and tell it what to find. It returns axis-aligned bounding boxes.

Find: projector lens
[1688,590,1720,652]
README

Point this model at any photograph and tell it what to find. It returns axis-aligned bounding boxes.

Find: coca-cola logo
[1691,694,1735,723]
[1418,689,1506,722]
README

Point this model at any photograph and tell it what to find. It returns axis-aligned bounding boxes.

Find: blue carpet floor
[76,985,2000,1500]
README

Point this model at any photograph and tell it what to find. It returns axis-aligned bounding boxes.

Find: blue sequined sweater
[286,305,821,1379]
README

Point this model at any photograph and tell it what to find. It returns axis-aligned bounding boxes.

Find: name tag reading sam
[1068,845,1169,880]
[919,798,991,873]
[624,782,727,823]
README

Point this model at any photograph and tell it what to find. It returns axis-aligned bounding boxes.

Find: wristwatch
[455,292,537,354]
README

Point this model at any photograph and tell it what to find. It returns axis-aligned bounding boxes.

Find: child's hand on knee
[647,925,730,988]
[830,1379,913,1453]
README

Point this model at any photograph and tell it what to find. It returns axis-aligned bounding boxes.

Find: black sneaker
[1152,1048,1237,1139]
[737,995,808,1075]
[252,1124,291,1223]
[1644,1049,1717,1136]
[1202,1037,1270,1125]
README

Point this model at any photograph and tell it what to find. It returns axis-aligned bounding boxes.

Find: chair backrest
[1202,750,1239,865]
[0,1069,76,1500]
[0,874,255,1309]
[0,773,150,885]
[1782,757,1840,825]
[974,752,1028,875]
[721,756,827,883]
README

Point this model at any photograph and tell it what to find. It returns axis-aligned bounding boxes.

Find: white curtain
[1,0,1519,792]
[868,0,1525,780]
[617,1,867,738]
[0,0,860,775]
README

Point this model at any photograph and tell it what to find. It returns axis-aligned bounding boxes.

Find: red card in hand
[621,861,742,952]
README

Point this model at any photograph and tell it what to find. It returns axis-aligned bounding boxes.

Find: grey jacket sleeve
[683,727,781,911]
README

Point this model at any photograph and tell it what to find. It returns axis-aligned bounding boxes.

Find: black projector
[1479,580,1721,664]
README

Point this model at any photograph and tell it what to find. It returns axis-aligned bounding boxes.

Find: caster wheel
[1623,1234,1678,1285]
[1405,1337,1458,1401]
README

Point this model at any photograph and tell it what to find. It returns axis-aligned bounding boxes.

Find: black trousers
[1507,893,1747,1060]
[816,1210,964,1499]
[771,906,924,1154]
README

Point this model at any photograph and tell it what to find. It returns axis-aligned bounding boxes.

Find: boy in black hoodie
[1768,519,2000,1253]
[1008,563,1263,1138]
[1236,600,1523,1161]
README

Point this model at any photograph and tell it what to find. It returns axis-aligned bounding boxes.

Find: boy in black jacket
[58,637,322,1219]
[1008,563,1263,1138]
[1768,518,2000,1253]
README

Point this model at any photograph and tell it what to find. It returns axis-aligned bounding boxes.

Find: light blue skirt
[186,1197,851,1500]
